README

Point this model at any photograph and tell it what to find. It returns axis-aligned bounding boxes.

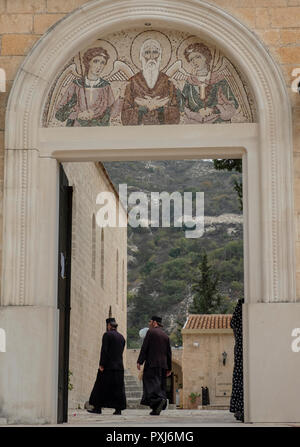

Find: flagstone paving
[65,408,299,427]
[2,409,299,427]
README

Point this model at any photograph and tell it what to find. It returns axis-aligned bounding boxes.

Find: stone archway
[1,0,299,424]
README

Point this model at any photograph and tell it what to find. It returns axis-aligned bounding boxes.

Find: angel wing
[104,60,135,82]
[211,56,254,122]
[165,60,190,81]
[45,62,81,126]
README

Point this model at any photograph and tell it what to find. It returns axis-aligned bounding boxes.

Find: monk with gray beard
[121,39,180,125]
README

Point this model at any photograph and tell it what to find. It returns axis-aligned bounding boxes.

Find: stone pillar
[0,151,59,424]
[243,303,300,423]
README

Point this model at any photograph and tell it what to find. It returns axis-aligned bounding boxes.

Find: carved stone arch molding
[1,0,298,426]
[3,0,295,306]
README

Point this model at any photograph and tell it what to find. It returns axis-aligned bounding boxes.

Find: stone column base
[244,302,300,423]
[0,306,58,424]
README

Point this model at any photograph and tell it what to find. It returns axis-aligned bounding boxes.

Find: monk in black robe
[88,318,126,415]
[137,315,172,415]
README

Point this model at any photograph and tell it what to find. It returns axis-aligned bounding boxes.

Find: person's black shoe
[234,411,244,422]
[87,408,102,414]
[113,410,122,415]
[150,398,167,416]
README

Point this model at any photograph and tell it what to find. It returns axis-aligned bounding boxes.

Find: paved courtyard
[64,408,299,427]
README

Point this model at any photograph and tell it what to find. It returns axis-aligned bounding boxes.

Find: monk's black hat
[106,317,116,324]
[151,315,162,323]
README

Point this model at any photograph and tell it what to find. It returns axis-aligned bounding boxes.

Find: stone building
[0,0,300,424]
[62,161,127,409]
[126,347,183,406]
[182,314,234,409]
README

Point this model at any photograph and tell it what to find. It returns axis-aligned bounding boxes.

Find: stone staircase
[124,370,144,409]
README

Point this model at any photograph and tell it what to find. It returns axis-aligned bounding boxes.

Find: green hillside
[103,160,243,347]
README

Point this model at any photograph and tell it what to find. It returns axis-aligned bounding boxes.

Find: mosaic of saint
[43,29,256,127]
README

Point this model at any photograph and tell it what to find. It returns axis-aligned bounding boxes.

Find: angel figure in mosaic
[47,46,134,127]
[167,41,251,124]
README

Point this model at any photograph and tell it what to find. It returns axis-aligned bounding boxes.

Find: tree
[189,251,221,314]
[170,318,184,347]
[213,159,243,210]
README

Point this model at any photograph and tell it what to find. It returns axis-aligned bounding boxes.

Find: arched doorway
[0,0,298,424]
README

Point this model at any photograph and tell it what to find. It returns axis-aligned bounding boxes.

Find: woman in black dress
[230,298,244,422]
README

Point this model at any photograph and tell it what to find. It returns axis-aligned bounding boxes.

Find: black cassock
[137,327,172,410]
[89,329,126,411]
[230,299,244,419]
[140,366,167,408]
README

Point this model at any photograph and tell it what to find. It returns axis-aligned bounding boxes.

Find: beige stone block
[293,126,300,153]
[294,213,299,241]
[0,82,10,131]
[7,0,46,13]
[0,14,33,33]
[0,0,5,13]
[294,179,300,208]
[271,7,300,28]
[0,156,4,176]
[294,154,300,180]
[289,88,300,110]
[256,0,287,5]
[46,0,88,13]
[297,209,300,232]
[0,108,4,131]
[280,64,299,87]
[288,0,300,5]
[296,273,300,298]
[293,108,300,130]
[33,13,65,34]
[265,46,284,70]
[1,35,40,56]
[275,47,300,64]
[256,29,281,46]
[280,29,300,45]
[256,8,270,29]
[296,242,300,271]
[234,8,256,28]
[0,56,25,81]
[294,193,300,212]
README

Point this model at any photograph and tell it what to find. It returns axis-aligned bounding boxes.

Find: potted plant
[188,392,201,409]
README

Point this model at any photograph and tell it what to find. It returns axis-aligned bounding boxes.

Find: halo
[74,39,118,78]
[130,30,172,71]
[177,36,219,74]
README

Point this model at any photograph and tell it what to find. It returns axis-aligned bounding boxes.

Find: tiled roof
[184,314,232,330]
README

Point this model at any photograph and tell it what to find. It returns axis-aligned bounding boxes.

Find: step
[125,377,140,384]
[200,405,230,410]
[126,391,142,399]
[125,381,140,388]
[126,399,144,409]
[125,387,143,394]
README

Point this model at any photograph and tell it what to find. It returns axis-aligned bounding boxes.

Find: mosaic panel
[43,29,257,127]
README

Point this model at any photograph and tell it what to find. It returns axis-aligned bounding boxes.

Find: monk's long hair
[82,47,109,75]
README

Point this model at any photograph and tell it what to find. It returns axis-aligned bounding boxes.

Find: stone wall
[62,161,127,409]
[182,330,234,408]
[126,348,183,378]
[0,0,300,293]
